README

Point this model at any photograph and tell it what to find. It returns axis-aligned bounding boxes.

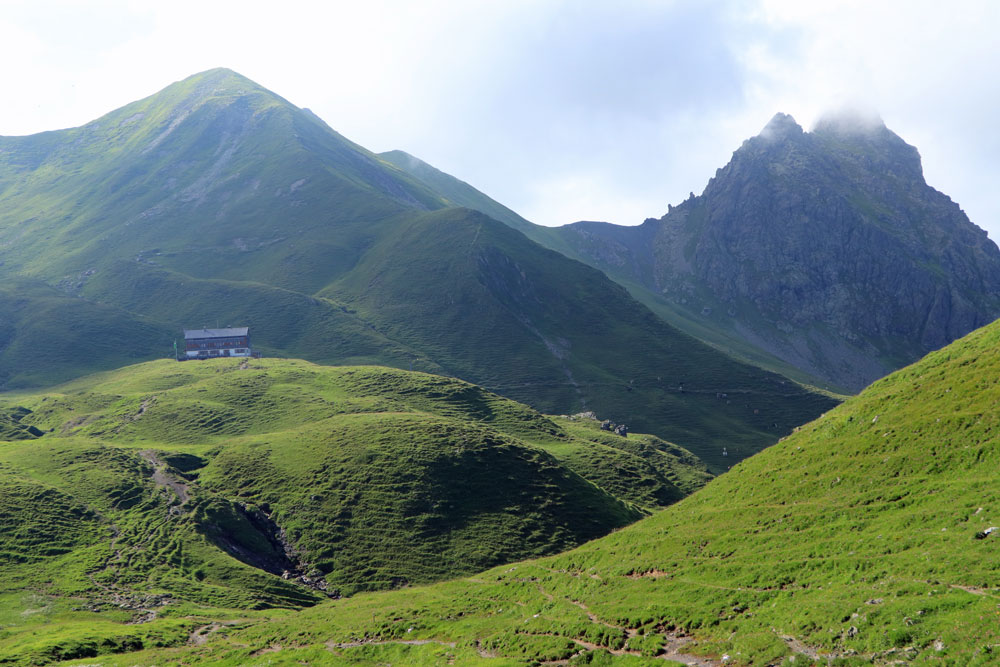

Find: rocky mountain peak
[757,112,804,142]
[558,107,1000,393]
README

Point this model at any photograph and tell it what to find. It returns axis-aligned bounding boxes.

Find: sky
[1,0,998,237]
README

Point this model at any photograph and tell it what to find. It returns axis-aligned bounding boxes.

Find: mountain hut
[181,327,252,359]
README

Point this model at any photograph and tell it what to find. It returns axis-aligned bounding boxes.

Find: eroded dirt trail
[140,449,190,505]
[532,576,724,666]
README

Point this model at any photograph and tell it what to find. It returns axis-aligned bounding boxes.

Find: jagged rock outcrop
[599,419,629,437]
[555,111,1000,391]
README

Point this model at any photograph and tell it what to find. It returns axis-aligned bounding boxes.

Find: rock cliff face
[556,112,1000,391]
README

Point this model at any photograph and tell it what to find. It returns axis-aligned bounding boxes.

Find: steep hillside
[0,68,837,466]
[90,314,1000,665]
[547,111,1000,392]
[378,149,538,235]
[0,357,713,664]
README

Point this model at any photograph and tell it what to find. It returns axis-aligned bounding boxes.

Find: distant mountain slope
[118,312,1000,665]
[0,68,836,467]
[378,149,538,235]
[547,112,1000,391]
[0,357,712,663]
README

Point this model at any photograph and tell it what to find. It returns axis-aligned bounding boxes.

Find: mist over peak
[812,107,887,136]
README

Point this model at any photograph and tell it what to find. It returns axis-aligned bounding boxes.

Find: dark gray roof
[183,327,249,339]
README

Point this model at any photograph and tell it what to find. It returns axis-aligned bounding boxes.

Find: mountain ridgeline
[542,111,1000,392]
[0,68,837,468]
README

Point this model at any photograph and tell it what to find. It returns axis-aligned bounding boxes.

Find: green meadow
[17,316,999,665]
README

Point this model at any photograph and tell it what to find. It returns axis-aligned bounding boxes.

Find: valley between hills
[1,68,999,666]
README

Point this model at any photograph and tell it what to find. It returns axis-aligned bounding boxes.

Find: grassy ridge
[0,358,711,665]
[378,149,538,235]
[324,207,838,470]
[91,318,1000,665]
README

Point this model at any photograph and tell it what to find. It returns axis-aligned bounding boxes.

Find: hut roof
[183,327,249,339]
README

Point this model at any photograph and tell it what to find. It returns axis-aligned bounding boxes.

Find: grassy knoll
[0,358,709,664]
[73,317,1000,665]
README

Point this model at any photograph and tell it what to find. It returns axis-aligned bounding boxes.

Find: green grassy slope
[100,317,1000,665]
[0,279,174,389]
[0,358,712,665]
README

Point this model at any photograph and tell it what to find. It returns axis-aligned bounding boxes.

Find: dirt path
[83,522,169,623]
[530,577,722,666]
[189,620,243,645]
[112,396,156,434]
[779,634,828,662]
[326,639,457,650]
[776,632,923,665]
[949,583,999,598]
[660,637,721,666]
[140,449,190,505]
